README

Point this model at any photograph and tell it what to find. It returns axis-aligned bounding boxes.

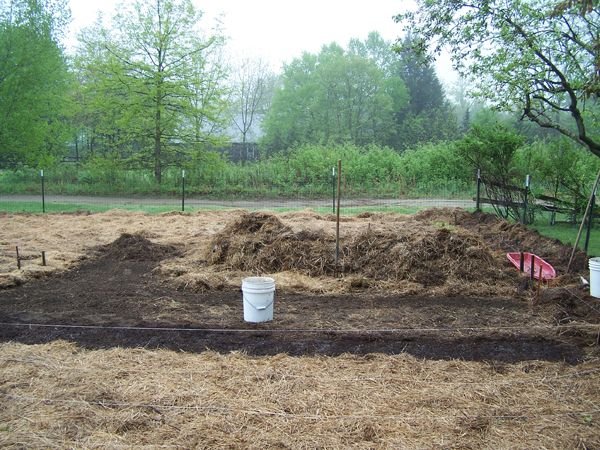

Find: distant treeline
[2,122,599,203]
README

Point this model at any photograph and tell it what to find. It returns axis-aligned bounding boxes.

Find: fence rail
[474,174,591,225]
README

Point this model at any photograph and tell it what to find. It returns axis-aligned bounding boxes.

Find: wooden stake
[567,168,600,272]
[335,159,342,272]
[519,252,524,272]
[16,246,21,270]
[41,251,46,266]
[530,254,535,280]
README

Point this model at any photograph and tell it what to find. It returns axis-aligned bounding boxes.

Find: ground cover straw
[1,341,598,448]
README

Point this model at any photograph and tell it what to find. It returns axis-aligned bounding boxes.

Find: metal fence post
[40,169,45,213]
[335,160,342,267]
[584,185,596,252]
[523,174,531,224]
[181,169,186,212]
[332,166,336,214]
[476,168,481,211]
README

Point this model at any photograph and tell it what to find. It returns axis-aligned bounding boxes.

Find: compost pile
[342,226,507,286]
[94,233,181,262]
[208,212,336,276]
[207,212,512,286]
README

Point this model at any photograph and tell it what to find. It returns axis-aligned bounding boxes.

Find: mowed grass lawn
[532,222,599,257]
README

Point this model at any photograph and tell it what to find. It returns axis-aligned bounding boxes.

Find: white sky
[67,0,456,85]
[68,0,409,66]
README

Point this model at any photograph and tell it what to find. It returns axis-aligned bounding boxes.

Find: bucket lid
[589,257,600,265]
[242,276,275,286]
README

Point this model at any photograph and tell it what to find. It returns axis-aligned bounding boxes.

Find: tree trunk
[154,105,162,184]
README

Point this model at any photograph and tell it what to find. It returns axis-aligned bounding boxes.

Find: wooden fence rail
[474,174,581,225]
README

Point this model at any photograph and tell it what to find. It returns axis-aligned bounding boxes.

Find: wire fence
[0,165,475,213]
[1,320,598,333]
[0,165,598,254]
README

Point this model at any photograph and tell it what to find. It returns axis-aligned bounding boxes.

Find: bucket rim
[242,276,275,285]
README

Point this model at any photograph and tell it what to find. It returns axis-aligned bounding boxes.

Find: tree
[186,35,229,145]
[393,34,458,148]
[517,137,600,206]
[455,112,525,183]
[396,34,448,116]
[447,78,486,134]
[231,58,272,147]
[0,0,71,167]
[75,0,227,183]
[395,0,600,158]
[262,41,408,152]
[349,31,397,76]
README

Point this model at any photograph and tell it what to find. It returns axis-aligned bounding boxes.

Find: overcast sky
[67,0,456,84]
[69,1,409,64]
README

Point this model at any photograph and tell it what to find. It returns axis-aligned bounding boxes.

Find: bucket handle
[244,295,274,311]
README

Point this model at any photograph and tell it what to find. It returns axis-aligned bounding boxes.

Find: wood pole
[335,160,342,268]
[567,168,600,272]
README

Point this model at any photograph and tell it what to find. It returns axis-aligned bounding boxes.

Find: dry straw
[1,209,599,447]
[205,211,518,296]
[1,208,589,296]
[1,341,599,448]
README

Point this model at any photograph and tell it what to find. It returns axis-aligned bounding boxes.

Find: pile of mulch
[94,233,181,262]
[342,227,506,286]
[441,209,588,272]
[207,212,512,286]
[208,213,336,276]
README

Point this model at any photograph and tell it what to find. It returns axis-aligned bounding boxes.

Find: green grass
[531,222,599,257]
[0,201,213,214]
[0,201,423,216]
[270,205,422,215]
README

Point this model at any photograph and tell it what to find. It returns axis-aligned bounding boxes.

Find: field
[0,208,599,448]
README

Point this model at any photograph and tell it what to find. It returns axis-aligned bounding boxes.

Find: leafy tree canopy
[395,0,600,158]
[0,0,71,168]
[455,110,526,183]
[262,39,409,152]
[75,0,227,182]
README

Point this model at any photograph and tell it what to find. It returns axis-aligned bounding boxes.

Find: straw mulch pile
[206,212,515,291]
[0,210,232,289]
[208,212,336,276]
[0,208,587,296]
[1,341,598,448]
[420,208,589,273]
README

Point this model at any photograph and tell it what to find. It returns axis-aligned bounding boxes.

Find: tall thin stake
[181,169,186,212]
[40,169,45,213]
[332,166,336,214]
[584,187,596,253]
[335,160,342,269]
[476,169,481,211]
[567,168,600,272]
[523,174,530,225]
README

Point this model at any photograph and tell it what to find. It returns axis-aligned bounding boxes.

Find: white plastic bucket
[590,257,600,298]
[242,277,275,322]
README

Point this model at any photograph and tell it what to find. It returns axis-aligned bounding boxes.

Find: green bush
[0,143,492,199]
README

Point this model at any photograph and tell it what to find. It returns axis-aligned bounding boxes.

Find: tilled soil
[0,234,597,363]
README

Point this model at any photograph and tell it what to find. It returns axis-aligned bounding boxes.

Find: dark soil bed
[0,233,597,363]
